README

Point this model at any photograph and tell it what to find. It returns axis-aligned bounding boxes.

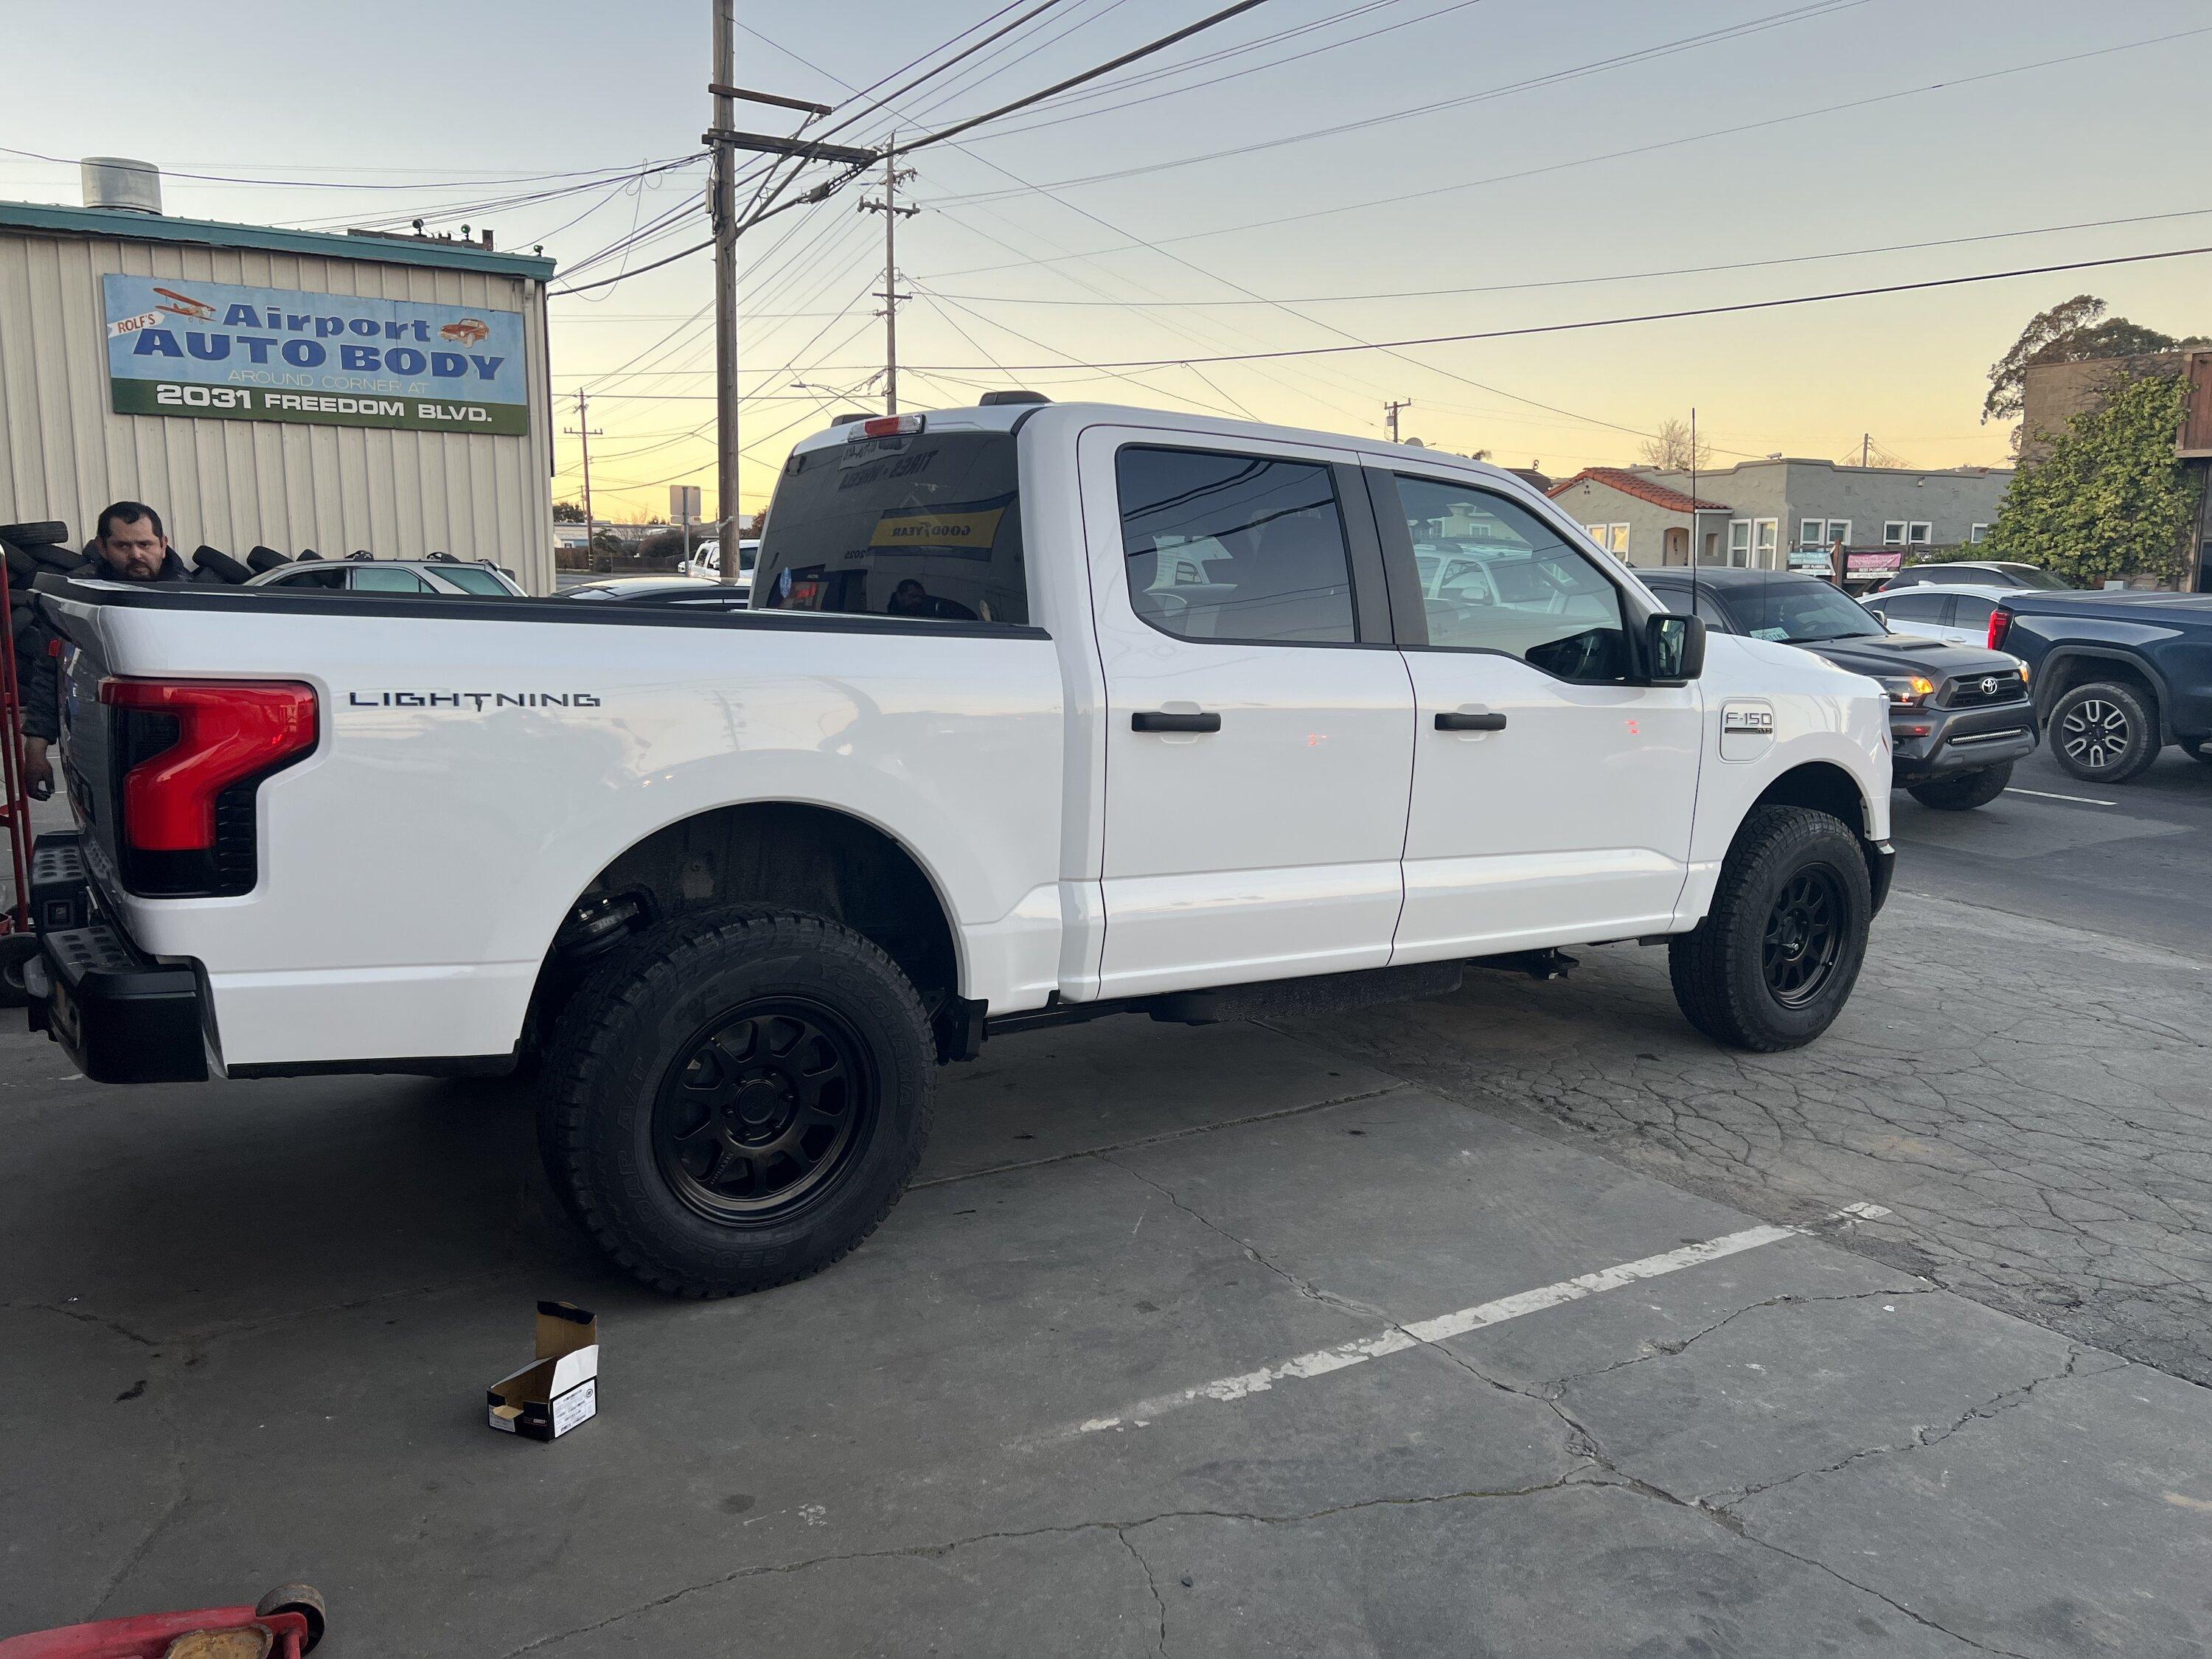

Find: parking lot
[7,745,2211,1657]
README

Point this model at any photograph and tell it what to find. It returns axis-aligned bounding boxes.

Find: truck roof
[785,400,1537,490]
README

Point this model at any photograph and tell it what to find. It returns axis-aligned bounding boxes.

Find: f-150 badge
[1722,706,1775,733]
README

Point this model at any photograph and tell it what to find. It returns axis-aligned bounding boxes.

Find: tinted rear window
[755,430,1027,625]
[436,566,513,595]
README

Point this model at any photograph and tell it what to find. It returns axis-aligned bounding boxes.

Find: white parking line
[2005,786,2117,807]
[1074,1222,1798,1436]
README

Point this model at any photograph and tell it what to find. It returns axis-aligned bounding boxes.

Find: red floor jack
[0,1584,326,1658]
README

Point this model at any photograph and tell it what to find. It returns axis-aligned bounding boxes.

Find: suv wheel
[1906,762,2012,811]
[2050,681,2158,783]
[539,907,934,1297]
[1669,806,1871,1052]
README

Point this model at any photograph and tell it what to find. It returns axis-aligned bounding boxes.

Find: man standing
[18,501,191,798]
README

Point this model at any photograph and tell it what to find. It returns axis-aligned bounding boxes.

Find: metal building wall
[0,226,555,591]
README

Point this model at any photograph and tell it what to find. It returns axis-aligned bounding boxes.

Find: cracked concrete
[1293,888,2212,1387]
[10,846,2212,1652]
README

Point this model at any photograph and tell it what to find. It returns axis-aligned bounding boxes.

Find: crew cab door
[1079,426,1414,999]
[1371,470,1702,957]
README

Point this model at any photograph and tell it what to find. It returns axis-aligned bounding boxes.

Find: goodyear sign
[866,501,1009,554]
[102,274,529,435]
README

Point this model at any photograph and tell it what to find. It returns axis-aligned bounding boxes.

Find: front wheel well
[1750,761,1868,836]
[1743,762,1888,911]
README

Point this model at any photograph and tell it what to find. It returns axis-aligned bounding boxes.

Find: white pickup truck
[28,398,1893,1296]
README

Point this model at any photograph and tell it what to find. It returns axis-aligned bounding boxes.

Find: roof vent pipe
[81,157,163,215]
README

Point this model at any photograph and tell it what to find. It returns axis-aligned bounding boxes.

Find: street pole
[712,0,742,581]
[1862,432,1870,468]
[862,138,918,416]
[563,391,604,573]
[1385,398,1411,444]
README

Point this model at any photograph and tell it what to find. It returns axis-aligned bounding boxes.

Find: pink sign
[1847,551,1903,573]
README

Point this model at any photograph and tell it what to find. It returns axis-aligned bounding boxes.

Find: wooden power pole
[861,139,919,415]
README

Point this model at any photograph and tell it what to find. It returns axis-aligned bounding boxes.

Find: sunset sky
[8,0,2209,521]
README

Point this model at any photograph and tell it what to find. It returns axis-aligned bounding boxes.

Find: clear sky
[7,0,2209,520]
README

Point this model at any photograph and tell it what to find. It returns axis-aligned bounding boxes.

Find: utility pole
[563,391,604,571]
[1861,432,1871,468]
[861,137,919,415]
[709,0,742,580]
[1385,398,1411,444]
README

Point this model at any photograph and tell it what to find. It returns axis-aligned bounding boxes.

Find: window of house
[1799,518,1826,548]
[1908,521,1932,546]
[1393,475,1628,679]
[1753,518,1778,568]
[1728,519,1753,566]
[1883,521,1907,546]
[1969,524,1989,544]
[1826,518,1851,546]
[1116,445,1356,644]
[1583,523,1628,555]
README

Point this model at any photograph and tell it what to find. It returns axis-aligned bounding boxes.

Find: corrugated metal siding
[0,227,555,591]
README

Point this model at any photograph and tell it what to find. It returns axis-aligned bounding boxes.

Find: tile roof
[1546,467,1730,513]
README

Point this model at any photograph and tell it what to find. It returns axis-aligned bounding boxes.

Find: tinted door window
[1391,475,1629,681]
[1116,446,1355,644]
[351,566,433,594]
[268,567,345,590]
[1951,596,1997,631]
[1879,591,1953,623]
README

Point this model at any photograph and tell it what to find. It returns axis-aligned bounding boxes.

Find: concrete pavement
[7,760,2212,1655]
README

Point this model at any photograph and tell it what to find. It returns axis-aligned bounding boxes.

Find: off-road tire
[1669,806,1871,1052]
[246,545,291,573]
[538,907,933,1297]
[1906,762,2012,811]
[191,546,253,585]
[2049,681,2158,784]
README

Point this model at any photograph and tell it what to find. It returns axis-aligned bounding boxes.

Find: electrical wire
[900,243,2212,372]
[918,22,2212,275]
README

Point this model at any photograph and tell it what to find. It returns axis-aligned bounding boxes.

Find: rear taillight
[1987,608,2011,651]
[100,678,317,895]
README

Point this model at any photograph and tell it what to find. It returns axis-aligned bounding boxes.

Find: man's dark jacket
[20,549,192,742]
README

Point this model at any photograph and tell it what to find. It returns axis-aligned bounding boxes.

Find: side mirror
[1646,612,1706,684]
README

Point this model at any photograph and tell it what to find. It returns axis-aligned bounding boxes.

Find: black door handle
[1132,710,1221,733]
[1436,710,1508,731]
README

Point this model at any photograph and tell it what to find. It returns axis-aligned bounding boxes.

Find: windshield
[754,431,1027,625]
[1727,577,1887,643]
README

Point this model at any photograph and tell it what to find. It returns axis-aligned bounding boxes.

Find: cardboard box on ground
[487,1301,598,1441]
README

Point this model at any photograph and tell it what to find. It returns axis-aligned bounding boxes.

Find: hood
[1796,632,2017,679]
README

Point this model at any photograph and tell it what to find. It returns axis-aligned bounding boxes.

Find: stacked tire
[0,521,77,645]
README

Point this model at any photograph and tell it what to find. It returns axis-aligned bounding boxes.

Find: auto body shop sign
[102,274,529,435]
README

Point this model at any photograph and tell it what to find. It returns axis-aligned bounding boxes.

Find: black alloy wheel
[1761,866,1845,1009]
[2057,696,2132,772]
[655,999,874,1224]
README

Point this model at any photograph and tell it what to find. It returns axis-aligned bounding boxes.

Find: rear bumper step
[24,832,206,1084]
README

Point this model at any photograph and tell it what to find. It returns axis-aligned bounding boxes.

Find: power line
[918,22,2212,276]
[898,0,1277,156]
[901,243,2212,372]
[922,205,2212,308]
[947,0,1854,175]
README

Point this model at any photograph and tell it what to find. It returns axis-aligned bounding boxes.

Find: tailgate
[45,588,123,886]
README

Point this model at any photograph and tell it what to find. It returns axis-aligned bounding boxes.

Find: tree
[1986,373,2202,588]
[552,501,588,524]
[1982,294,2207,423]
[1638,417,1711,471]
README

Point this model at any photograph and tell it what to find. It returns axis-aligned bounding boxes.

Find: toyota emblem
[1980,675,1998,695]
